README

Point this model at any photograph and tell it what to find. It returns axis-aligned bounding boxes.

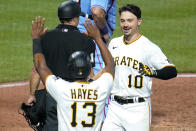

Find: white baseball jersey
[45,72,113,131]
[108,35,175,98]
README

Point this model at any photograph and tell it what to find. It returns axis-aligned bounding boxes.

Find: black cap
[58,1,81,19]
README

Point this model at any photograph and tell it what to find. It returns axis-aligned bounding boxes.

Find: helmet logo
[79,69,83,75]
[63,28,68,32]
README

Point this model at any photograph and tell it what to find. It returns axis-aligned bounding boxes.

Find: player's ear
[137,18,142,26]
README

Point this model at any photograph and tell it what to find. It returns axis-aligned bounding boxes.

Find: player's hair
[59,18,73,24]
[119,4,141,19]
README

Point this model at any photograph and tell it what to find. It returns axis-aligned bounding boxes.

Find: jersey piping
[45,74,52,92]
[123,34,142,45]
[75,81,90,84]
[163,65,176,68]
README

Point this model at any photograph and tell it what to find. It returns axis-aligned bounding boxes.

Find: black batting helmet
[67,51,92,80]
[58,1,81,20]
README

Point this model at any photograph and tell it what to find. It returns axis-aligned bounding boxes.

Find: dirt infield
[0,74,196,131]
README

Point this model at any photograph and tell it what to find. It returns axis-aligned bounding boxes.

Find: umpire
[38,1,95,131]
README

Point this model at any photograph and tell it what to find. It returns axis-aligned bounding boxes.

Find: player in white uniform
[102,4,177,131]
[31,17,114,131]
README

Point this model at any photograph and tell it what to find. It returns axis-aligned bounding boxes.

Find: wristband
[100,26,108,35]
[33,39,42,55]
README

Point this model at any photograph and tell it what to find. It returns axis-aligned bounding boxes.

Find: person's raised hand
[31,16,48,39]
[83,19,101,41]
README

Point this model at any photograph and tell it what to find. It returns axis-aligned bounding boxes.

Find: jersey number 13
[71,102,97,127]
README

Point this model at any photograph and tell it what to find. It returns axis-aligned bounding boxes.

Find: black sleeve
[154,66,177,80]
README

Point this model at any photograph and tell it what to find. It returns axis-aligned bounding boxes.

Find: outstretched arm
[31,16,52,85]
[83,19,114,77]
[139,63,177,80]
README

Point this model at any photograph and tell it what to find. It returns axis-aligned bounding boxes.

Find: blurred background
[0,0,195,83]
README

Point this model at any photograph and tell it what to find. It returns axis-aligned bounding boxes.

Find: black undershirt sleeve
[154,66,177,80]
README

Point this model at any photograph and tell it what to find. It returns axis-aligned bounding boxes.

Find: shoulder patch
[166,59,173,64]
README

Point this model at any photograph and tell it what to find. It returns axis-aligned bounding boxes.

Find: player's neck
[63,19,78,27]
[124,33,141,44]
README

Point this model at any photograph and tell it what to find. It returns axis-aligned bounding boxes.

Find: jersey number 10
[128,74,143,88]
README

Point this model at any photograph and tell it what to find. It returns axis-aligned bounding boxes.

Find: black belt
[114,95,145,105]
[80,12,93,20]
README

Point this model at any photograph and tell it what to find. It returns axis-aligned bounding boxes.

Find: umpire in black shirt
[27,1,95,131]
[41,2,95,81]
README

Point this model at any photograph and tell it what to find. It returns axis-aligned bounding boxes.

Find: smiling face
[120,11,142,38]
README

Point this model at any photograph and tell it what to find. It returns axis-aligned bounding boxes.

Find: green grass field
[0,0,195,83]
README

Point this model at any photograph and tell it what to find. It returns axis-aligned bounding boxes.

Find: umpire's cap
[58,1,81,20]
[67,51,92,80]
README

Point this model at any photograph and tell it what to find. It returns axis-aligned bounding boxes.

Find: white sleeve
[147,46,175,70]
[45,75,61,101]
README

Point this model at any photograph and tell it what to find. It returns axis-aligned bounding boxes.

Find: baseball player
[31,15,114,131]
[102,4,177,131]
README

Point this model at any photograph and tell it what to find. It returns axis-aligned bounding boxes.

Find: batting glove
[139,63,157,77]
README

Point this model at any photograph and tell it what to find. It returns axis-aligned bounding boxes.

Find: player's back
[46,73,113,131]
